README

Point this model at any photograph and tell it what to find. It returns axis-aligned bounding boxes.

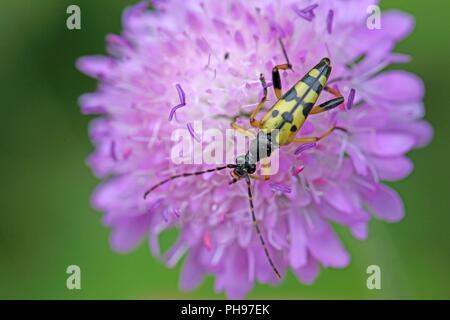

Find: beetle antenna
[144,165,235,199]
[245,175,281,278]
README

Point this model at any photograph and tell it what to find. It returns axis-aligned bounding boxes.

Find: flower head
[78,0,432,298]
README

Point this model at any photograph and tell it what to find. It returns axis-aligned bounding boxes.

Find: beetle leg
[291,126,347,144]
[249,73,268,128]
[310,86,344,115]
[272,38,293,99]
[324,85,342,97]
[309,97,345,115]
[230,122,256,138]
[250,174,270,181]
[250,39,293,127]
[250,157,271,180]
[272,63,292,99]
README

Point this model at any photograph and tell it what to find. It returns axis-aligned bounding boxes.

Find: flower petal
[354,132,416,157]
[304,214,350,268]
[395,121,434,148]
[364,184,405,222]
[370,156,413,181]
[109,214,150,252]
[350,222,368,240]
[381,10,415,41]
[180,248,205,291]
[215,245,253,299]
[76,56,115,80]
[323,183,354,213]
[288,212,307,268]
[293,254,320,285]
[366,71,424,103]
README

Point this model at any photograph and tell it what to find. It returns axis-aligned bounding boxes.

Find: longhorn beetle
[144,39,346,278]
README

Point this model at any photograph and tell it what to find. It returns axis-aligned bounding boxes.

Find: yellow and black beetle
[144,39,346,278]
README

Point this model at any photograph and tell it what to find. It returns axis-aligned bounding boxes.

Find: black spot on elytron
[224,52,230,60]
[301,72,326,94]
[281,112,294,123]
[302,75,316,87]
[271,110,279,117]
[302,102,314,116]
[295,97,304,104]
[290,125,298,132]
[311,81,323,93]
[282,88,298,101]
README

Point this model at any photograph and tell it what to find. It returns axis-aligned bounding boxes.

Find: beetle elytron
[144,39,346,278]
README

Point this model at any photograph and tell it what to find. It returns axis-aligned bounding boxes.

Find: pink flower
[78,0,432,299]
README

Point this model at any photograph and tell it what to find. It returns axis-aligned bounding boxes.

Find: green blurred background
[0,0,449,299]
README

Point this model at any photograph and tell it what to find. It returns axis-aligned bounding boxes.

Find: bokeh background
[1,0,449,299]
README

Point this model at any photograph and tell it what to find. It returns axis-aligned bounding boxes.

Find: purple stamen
[203,232,212,250]
[149,198,163,211]
[292,166,305,177]
[176,83,185,103]
[269,182,292,194]
[161,209,169,222]
[173,208,181,218]
[110,140,117,161]
[347,88,356,110]
[168,84,186,121]
[293,4,319,22]
[294,142,317,155]
[122,148,132,160]
[327,10,334,34]
[302,4,320,13]
[186,122,201,142]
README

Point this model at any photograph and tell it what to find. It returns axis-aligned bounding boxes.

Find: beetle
[144,39,346,278]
